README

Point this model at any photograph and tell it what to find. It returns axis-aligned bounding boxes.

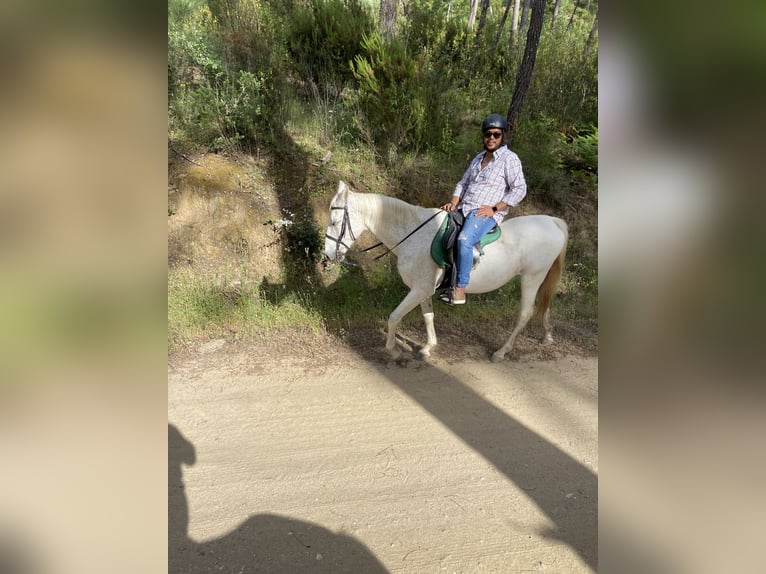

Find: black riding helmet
[481,113,508,133]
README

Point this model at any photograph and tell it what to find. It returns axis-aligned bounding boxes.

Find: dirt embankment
[168,153,285,279]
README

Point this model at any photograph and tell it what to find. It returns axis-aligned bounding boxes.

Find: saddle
[430,211,501,290]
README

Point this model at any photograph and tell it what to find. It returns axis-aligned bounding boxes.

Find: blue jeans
[456,209,497,288]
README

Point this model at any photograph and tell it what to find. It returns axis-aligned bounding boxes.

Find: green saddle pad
[430,215,501,267]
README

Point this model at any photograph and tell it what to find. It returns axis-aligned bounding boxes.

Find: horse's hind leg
[386,289,430,360]
[491,273,544,362]
[541,307,554,345]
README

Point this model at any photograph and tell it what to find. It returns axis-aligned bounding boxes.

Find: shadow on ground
[376,359,598,568]
[169,425,388,574]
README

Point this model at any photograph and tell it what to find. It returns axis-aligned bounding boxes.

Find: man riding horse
[439,114,527,305]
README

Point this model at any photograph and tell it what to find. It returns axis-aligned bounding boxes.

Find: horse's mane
[353,191,435,230]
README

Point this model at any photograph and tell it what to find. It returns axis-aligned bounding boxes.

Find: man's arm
[503,154,527,206]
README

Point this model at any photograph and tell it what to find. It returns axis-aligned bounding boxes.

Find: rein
[370,210,442,260]
[326,203,443,261]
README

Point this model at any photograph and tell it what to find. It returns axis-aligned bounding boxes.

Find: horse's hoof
[541,337,554,346]
[491,352,505,363]
[387,348,403,361]
[415,350,431,362]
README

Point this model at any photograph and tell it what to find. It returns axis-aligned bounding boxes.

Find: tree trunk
[473,0,492,47]
[506,0,545,143]
[551,0,561,29]
[493,0,513,51]
[566,0,581,32]
[379,0,397,37]
[519,0,531,32]
[509,0,521,50]
[468,0,479,29]
[582,14,597,59]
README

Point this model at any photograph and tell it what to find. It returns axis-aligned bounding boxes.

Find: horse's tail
[534,218,568,318]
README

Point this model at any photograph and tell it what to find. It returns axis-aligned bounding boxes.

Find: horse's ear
[337,180,348,202]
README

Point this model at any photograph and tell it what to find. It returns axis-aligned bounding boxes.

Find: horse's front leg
[416,297,438,361]
[386,289,430,360]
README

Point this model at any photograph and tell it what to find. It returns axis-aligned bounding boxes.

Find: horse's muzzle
[328,250,345,262]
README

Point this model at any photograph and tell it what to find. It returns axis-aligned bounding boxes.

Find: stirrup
[438,289,465,306]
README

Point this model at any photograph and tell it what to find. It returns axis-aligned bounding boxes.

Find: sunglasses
[483,131,504,139]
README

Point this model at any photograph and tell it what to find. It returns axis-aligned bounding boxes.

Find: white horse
[323,181,569,362]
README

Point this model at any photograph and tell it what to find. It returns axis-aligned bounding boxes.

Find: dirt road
[169,341,597,573]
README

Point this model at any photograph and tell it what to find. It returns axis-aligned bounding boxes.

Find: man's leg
[454,210,497,299]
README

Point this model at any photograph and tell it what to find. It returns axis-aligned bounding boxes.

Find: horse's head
[324,180,359,262]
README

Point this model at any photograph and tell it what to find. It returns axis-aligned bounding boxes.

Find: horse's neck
[357,193,426,247]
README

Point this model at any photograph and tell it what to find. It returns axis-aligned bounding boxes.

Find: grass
[169,250,597,355]
[168,268,325,351]
[168,261,418,352]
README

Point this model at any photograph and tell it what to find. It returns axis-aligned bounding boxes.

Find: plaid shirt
[452,144,527,225]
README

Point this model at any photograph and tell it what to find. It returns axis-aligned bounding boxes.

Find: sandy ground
[169,341,597,573]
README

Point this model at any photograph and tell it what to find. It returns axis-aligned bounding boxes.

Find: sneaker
[438,289,466,306]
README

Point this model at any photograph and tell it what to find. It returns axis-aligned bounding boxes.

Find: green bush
[402,0,468,62]
[558,124,597,202]
[284,0,374,146]
[349,32,470,160]
[560,124,598,173]
[285,218,324,264]
[170,84,221,147]
[168,0,288,151]
[527,25,598,126]
[512,114,569,206]
[350,33,422,158]
[287,0,374,93]
[170,68,272,151]
[512,115,598,207]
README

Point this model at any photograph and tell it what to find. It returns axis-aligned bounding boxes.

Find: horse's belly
[466,260,520,293]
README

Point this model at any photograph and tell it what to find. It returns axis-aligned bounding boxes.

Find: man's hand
[441,202,457,211]
[476,205,495,218]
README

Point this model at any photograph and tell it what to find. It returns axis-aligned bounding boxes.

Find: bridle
[325,197,443,261]
[325,204,357,256]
